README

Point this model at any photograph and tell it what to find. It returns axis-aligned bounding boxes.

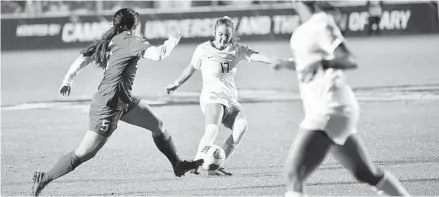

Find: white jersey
[290,12,359,117]
[191,41,258,100]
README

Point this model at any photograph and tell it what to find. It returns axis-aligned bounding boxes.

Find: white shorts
[300,109,359,145]
[199,91,239,114]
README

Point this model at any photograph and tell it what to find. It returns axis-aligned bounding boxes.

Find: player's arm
[173,63,197,88]
[319,15,358,70]
[166,45,201,95]
[272,57,296,71]
[247,53,276,64]
[248,53,296,71]
[239,44,296,70]
[165,64,196,95]
[321,42,358,70]
[143,34,182,61]
[60,55,89,96]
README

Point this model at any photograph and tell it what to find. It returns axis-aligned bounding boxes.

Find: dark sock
[153,131,181,166]
[45,151,82,184]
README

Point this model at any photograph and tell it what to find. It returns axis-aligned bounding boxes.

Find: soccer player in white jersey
[272,1,410,197]
[166,16,287,176]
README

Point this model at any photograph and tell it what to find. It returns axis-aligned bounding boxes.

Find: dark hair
[213,16,239,44]
[80,8,139,69]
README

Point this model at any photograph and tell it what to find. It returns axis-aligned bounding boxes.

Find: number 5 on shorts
[100,119,110,132]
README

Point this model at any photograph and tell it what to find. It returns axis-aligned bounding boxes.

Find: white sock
[374,171,410,196]
[285,191,308,197]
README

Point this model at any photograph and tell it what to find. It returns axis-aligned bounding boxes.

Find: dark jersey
[97,32,150,108]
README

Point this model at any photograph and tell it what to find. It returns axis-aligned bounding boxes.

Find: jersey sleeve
[190,45,203,70]
[128,37,151,56]
[237,44,259,62]
[62,55,89,86]
[318,14,345,57]
[142,37,180,60]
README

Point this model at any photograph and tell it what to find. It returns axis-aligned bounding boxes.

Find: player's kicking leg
[331,134,410,196]
[120,100,203,177]
[209,104,247,176]
[32,130,109,196]
[191,103,224,175]
[285,129,333,197]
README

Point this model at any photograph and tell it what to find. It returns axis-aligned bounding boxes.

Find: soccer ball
[199,144,226,171]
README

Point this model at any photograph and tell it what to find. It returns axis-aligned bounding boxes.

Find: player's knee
[352,167,384,185]
[156,119,164,130]
[205,124,220,133]
[149,118,165,136]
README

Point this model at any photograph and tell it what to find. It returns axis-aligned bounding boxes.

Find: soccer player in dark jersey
[31,8,203,196]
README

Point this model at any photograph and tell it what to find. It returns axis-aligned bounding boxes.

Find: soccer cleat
[190,167,201,175]
[208,167,233,176]
[32,171,47,196]
[173,159,204,177]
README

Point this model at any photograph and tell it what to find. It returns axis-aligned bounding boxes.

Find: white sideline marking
[2,90,439,111]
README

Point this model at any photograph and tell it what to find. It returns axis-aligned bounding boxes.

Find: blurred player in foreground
[272,1,410,196]
[32,8,202,196]
[166,16,288,176]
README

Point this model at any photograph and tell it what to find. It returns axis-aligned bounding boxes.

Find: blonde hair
[213,16,239,44]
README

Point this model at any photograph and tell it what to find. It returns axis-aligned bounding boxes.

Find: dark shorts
[88,94,140,137]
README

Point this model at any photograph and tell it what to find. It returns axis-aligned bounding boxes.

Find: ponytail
[80,25,118,69]
[79,8,139,69]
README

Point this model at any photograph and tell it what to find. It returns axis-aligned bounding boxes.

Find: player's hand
[168,30,182,41]
[271,58,286,73]
[271,58,295,72]
[271,61,281,73]
[165,83,180,95]
[59,85,71,96]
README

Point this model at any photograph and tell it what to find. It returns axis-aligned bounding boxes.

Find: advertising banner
[2,2,438,51]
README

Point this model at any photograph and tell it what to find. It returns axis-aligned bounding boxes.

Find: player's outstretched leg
[285,129,333,196]
[192,103,224,174]
[195,104,223,159]
[120,101,203,177]
[32,130,108,196]
[331,134,410,196]
[194,124,220,161]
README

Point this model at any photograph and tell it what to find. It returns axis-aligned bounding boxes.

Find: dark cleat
[208,167,233,176]
[32,171,47,196]
[173,159,204,177]
[190,168,200,175]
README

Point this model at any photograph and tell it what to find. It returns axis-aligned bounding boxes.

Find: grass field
[2,34,439,196]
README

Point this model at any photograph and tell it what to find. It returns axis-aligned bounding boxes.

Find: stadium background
[2,1,439,196]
